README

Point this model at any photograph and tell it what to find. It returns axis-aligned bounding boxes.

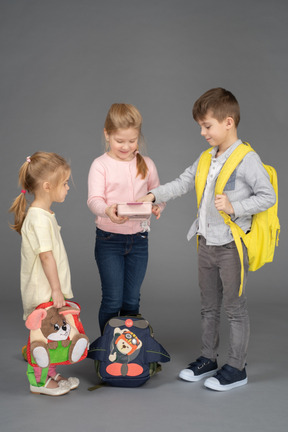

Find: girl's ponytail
[9,191,28,234]
[9,157,31,234]
[136,152,148,179]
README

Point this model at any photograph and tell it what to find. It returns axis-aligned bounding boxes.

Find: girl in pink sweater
[88,104,164,333]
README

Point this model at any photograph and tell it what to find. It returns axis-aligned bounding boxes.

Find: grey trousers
[198,236,250,370]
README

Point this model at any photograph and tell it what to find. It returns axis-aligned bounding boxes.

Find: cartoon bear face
[40,307,71,341]
[114,330,142,356]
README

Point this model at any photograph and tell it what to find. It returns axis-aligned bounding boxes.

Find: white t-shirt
[21,207,73,319]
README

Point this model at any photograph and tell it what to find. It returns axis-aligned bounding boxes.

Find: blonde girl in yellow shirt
[10,152,78,396]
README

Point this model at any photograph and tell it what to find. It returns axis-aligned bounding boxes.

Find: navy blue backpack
[87,316,170,388]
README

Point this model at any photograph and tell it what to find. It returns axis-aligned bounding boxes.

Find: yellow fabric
[195,147,212,251]
[195,142,280,296]
[240,164,280,270]
[195,147,212,208]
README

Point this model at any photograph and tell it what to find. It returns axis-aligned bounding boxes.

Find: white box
[117,202,152,219]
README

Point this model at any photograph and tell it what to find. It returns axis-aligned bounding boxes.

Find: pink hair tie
[21,190,26,194]
[26,156,31,163]
[135,150,140,155]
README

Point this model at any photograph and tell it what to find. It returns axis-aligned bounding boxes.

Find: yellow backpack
[195,142,280,296]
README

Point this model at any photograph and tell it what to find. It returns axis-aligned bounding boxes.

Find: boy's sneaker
[179,356,218,382]
[204,364,247,391]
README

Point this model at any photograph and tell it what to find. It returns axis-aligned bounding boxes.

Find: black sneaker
[204,364,248,391]
[179,356,218,382]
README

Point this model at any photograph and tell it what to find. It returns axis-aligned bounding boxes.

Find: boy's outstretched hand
[137,193,155,203]
[215,193,234,215]
[137,193,161,220]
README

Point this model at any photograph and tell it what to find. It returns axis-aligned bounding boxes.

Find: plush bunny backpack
[25,301,89,386]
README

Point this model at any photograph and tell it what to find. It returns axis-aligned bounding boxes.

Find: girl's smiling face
[105,127,139,161]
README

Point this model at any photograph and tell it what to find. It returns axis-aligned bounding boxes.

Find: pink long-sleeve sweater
[87,153,163,234]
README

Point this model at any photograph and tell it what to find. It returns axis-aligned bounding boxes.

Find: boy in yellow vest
[140,88,276,391]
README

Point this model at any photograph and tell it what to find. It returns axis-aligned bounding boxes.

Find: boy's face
[197,111,234,149]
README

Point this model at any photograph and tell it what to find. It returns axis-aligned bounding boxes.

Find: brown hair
[9,152,70,234]
[104,103,148,179]
[192,88,240,127]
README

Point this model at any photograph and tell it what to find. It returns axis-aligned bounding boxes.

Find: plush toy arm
[47,341,58,350]
[109,352,117,362]
[61,340,71,348]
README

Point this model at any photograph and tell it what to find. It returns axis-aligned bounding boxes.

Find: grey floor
[1,298,287,432]
[1,1,288,431]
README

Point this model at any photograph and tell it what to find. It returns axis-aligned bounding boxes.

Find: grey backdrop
[1,1,287,431]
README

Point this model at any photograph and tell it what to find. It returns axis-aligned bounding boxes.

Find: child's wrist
[51,285,61,293]
[147,192,155,203]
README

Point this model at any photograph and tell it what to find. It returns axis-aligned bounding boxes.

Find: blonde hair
[193,88,240,127]
[104,103,148,179]
[9,152,70,234]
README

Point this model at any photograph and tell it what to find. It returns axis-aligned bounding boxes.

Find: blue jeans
[95,228,149,333]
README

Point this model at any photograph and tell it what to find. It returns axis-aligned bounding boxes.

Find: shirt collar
[210,139,242,162]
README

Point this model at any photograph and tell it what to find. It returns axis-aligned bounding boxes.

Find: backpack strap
[215,142,253,194]
[215,142,254,296]
[194,148,212,250]
[195,148,212,208]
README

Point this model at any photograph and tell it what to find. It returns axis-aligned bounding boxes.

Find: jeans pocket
[96,229,114,240]
[222,241,236,249]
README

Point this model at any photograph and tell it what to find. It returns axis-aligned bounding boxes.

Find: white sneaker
[179,356,218,382]
[204,364,248,391]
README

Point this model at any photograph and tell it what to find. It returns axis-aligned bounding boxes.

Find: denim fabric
[95,228,148,333]
[198,236,250,370]
[224,169,236,191]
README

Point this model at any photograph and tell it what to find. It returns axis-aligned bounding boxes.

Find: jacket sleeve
[149,157,199,204]
[146,157,166,212]
[232,152,276,218]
